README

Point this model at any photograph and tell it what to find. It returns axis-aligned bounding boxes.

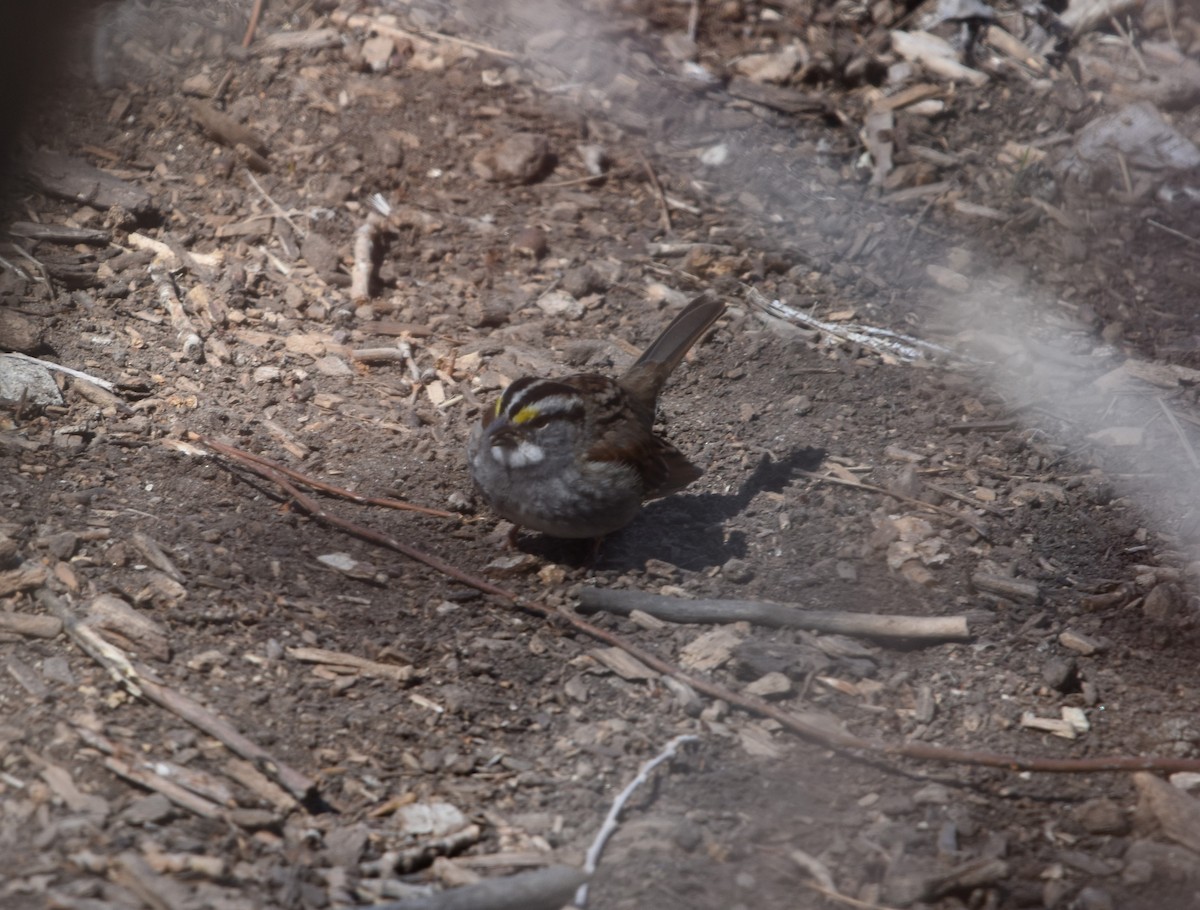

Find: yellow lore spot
[512,406,540,425]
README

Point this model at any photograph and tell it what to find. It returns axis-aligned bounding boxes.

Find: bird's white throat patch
[493,439,545,468]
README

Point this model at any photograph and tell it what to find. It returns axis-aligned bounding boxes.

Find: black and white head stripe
[496,378,586,426]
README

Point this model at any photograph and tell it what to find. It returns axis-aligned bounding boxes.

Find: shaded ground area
[5,1,1200,908]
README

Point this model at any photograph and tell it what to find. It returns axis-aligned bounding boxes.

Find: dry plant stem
[797,469,990,538]
[636,148,672,234]
[1156,397,1200,473]
[576,734,698,908]
[246,170,302,236]
[2,352,117,391]
[369,865,587,910]
[1148,218,1200,247]
[73,726,227,821]
[539,168,629,188]
[578,588,974,641]
[242,0,265,48]
[217,441,1200,775]
[921,479,1006,516]
[149,265,203,361]
[351,213,383,301]
[39,589,320,804]
[193,434,458,518]
[802,880,903,910]
[329,10,520,61]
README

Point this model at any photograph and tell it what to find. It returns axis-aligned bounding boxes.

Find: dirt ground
[5,0,1200,908]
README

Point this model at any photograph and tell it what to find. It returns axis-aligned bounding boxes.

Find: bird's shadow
[519,446,826,572]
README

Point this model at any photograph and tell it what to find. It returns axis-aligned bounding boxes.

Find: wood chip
[0,611,62,639]
[28,149,153,213]
[189,100,269,157]
[971,572,1040,603]
[84,593,171,661]
[0,563,50,597]
[1135,772,1200,855]
[1059,629,1106,655]
[679,627,745,671]
[587,647,659,681]
[287,646,416,683]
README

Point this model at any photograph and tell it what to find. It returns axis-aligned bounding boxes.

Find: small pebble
[722,558,754,584]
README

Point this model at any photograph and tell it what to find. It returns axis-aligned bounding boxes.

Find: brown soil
[5,1,1200,908]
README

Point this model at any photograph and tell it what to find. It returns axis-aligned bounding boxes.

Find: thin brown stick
[1157,397,1200,473]
[329,10,519,61]
[539,168,630,189]
[801,879,902,910]
[74,726,228,821]
[921,480,1007,516]
[40,590,321,805]
[242,0,265,48]
[636,148,672,234]
[1147,218,1200,248]
[211,437,1200,776]
[578,588,975,642]
[797,469,991,538]
[192,434,458,519]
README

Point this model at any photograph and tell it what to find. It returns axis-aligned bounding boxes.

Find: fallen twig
[578,589,975,642]
[351,212,386,301]
[636,148,672,234]
[190,435,458,519]
[73,725,229,821]
[246,169,302,237]
[1147,218,1200,248]
[149,265,203,362]
[195,438,1200,776]
[796,468,991,539]
[744,286,968,365]
[369,865,587,910]
[242,0,265,48]
[1,352,116,391]
[330,10,520,62]
[189,100,269,166]
[288,646,417,683]
[39,589,323,807]
[576,734,698,907]
[1157,397,1200,474]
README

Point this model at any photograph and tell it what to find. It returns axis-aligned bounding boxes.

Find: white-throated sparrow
[468,295,727,539]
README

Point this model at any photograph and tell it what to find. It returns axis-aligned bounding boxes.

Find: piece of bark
[578,589,974,642]
[225,757,298,812]
[287,646,416,683]
[84,593,170,661]
[131,531,186,583]
[40,589,321,806]
[725,77,831,115]
[28,149,153,214]
[587,646,659,681]
[971,571,1040,603]
[0,563,49,597]
[258,27,342,52]
[188,100,269,157]
[1134,772,1200,854]
[149,267,203,362]
[6,656,49,699]
[0,611,62,638]
[370,865,588,910]
[74,726,227,821]
[8,221,110,244]
[889,857,1011,904]
[111,851,191,910]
